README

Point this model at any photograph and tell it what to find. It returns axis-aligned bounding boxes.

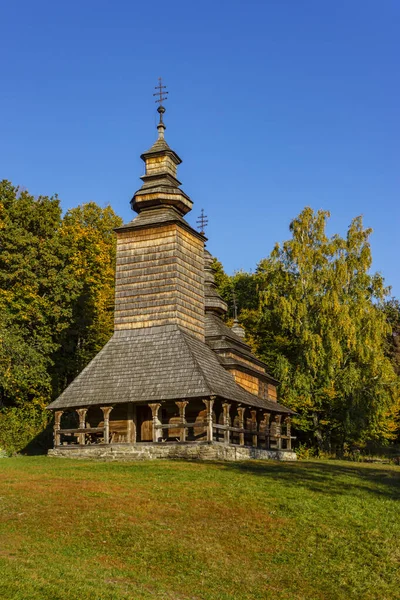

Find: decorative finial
[196,208,208,235]
[153,77,168,137]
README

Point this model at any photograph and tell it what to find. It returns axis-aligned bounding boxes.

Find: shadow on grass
[214,459,400,501]
[21,421,53,456]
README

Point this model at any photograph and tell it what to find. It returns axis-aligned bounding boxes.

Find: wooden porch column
[127,403,137,443]
[149,403,162,443]
[275,415,282,449]
[76,408,88,445]
[263,412,271,449]
[284,416,292,450]
[222,402,231,444]
[176,400,189,442]
[250,410,258,447]
[237,406,245,446]
[54,410,63,447]
[100,406,113,444]
[202,397,215,443]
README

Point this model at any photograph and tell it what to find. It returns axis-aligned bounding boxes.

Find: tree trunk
[313,412,324,452]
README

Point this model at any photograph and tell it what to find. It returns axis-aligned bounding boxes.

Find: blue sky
[1,0,399,295]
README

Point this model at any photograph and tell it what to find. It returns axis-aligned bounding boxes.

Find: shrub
[295,443,318,460]
[0,406,52,454]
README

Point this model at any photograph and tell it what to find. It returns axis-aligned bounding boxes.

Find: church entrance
[137,405,153,442]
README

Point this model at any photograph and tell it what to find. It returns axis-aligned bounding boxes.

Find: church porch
[50,398,296,460]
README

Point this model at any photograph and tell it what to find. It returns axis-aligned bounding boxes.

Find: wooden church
[48,84,296,461]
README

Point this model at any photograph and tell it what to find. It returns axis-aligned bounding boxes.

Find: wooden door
[137,406,153,441]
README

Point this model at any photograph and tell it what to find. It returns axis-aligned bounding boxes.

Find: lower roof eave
[47,392,295,415]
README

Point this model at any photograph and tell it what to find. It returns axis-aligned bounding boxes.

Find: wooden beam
[56,427,103,434]
[159,421,205,430]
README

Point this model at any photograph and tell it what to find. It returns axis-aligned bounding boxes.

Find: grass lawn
[0,457,399,600]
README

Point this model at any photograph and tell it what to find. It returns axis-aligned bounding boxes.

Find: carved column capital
[54,410,63,428]
[101,406,113,419]
[148,403,161,418]
[76,408,88,423]
[237,406,245,419]
[175,400,189,416]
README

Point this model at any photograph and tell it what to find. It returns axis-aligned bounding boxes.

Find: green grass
[0,457,399,600]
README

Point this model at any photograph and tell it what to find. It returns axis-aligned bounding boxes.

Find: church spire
[130,79,193,216]
[153,77,168,139]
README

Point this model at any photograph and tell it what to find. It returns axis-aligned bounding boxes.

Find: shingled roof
[205,313,279,385]
[47,324,293,413]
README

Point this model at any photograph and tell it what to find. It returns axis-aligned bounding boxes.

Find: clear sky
[1,0,399,296]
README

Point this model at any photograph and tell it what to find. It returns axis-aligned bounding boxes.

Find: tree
[0,181,71,408]
[0,181,122,451]
[51,203,122,394]
[255,208,399,450]
[383,299,400,376]
[213,207,399,451]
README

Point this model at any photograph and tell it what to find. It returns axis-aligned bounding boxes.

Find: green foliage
[383,298,400,376]
[214,207,400,451]
[0,405,51,454]
[211,258,259,317]
[295,442,318,460]
[258,208,399,449]
[0,320,52,408]
[0,180,122,452]
[51,202,122,394]
[0,181,69,409]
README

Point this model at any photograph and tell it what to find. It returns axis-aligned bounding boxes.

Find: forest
[0,179,399,455]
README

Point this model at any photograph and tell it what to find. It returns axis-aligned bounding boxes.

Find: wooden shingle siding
[146,156,177,178]
[114,223,204,339]
[267,384,278,401]
[231,370,260,396]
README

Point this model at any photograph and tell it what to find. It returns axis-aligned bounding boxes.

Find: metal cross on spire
[153,77,168,105]
[196,208,208,235]
[153,77,168,124]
